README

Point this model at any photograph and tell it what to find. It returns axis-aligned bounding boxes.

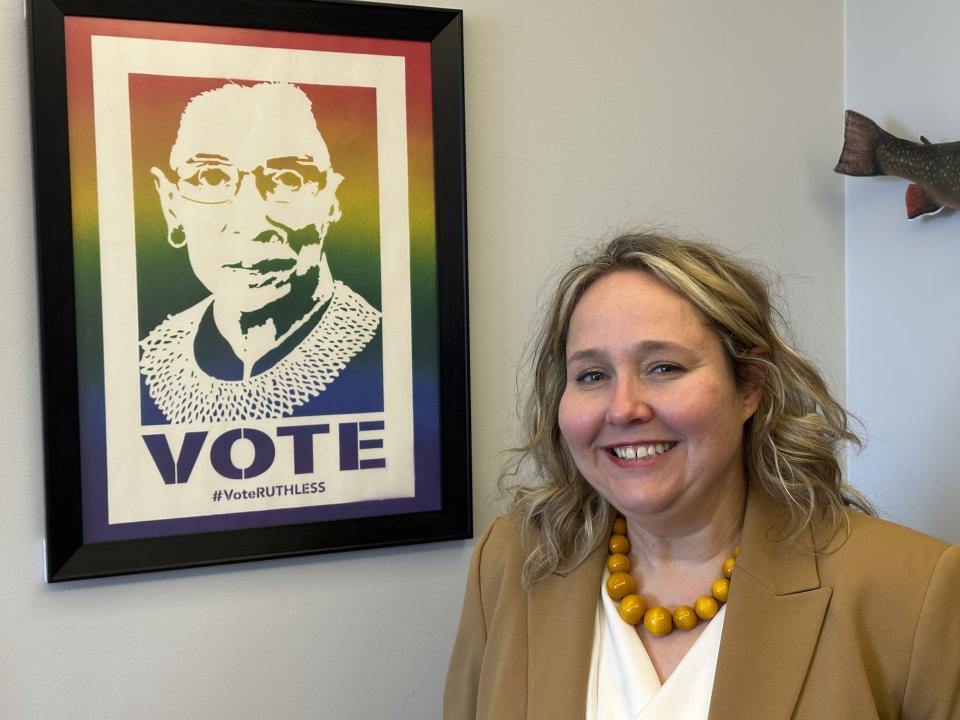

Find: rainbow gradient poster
[62,16,446,545]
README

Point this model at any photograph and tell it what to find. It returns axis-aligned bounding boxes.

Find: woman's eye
[177,166,237,203]
[197,168,231,187]
[575,370,606,384]
[182,167,233,189]
[273,170,304,190]
[651,363,682,375]
[262,168,312,201]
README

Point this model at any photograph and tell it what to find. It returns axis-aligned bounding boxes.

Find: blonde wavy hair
[504,233,873,588]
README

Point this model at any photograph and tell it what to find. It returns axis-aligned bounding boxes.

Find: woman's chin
[599,481,686,522]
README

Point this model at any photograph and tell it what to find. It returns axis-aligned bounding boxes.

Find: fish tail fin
[905,184,943,220]
[834,110,889,176]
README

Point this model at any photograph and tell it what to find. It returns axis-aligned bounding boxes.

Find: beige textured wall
[466,0,847,531]
[0,1,844,717]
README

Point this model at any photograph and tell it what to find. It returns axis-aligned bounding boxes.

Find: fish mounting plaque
[835,109,960,220]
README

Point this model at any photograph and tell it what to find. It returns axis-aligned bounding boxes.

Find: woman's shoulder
[462,512,535,618]
[841,509,950,556]
[478,510,525,543]
[473,511,529,571]
[819,509,957,589]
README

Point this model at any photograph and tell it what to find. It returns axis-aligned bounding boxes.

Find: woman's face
[558,270,761,526]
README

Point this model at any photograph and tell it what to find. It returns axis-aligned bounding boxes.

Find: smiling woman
[444,233,960,719]
[558,271,761,535]
[139,81,381,423]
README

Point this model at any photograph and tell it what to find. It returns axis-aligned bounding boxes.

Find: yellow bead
[618,594,647,625]
[711,577,730,603]
[606,571,636,601]
[694,595,719,620]
[612,517,628,535]
[607,552,631,574]
[609,533,630,554]
[643,607,673,636]
[733,545,740,557]
[722,557,736,579]
[673,605,698,631]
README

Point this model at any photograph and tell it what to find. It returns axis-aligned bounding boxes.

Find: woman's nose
[228,174,275,237]
[605,376,653,425]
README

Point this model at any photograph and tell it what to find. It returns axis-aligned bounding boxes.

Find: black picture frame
[27,0,470,581]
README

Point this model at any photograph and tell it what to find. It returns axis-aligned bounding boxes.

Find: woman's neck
[623,480,745,608]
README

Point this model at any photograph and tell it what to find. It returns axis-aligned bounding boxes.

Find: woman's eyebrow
[566,340,691,365]
[266,155,317,166]
[635,340,690,355]
[184,153,230,164]
[565,348,604,366]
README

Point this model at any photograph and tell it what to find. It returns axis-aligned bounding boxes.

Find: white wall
[844,0,960,543]
[1,1,845,717]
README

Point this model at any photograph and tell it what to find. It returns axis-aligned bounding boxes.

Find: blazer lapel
[708,488,831,720]
[526,542,606,720]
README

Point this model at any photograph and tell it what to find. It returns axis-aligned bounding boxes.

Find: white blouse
[585,570,726,720]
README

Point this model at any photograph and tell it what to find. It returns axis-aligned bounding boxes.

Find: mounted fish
[834,110,960,220]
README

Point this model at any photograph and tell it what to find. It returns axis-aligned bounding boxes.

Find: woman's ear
[738,347,767,422]
[151,167,180,227]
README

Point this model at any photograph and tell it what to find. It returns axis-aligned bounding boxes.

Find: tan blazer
[444,486,960,719]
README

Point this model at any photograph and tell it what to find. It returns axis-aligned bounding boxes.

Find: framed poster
[27,0,470,581]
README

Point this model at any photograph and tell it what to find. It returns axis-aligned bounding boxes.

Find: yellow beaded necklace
[606,515,738,637]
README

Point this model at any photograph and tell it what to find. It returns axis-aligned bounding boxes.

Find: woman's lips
[606,441,677,462]
[223,258,298,288]
[224,257,297,274]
